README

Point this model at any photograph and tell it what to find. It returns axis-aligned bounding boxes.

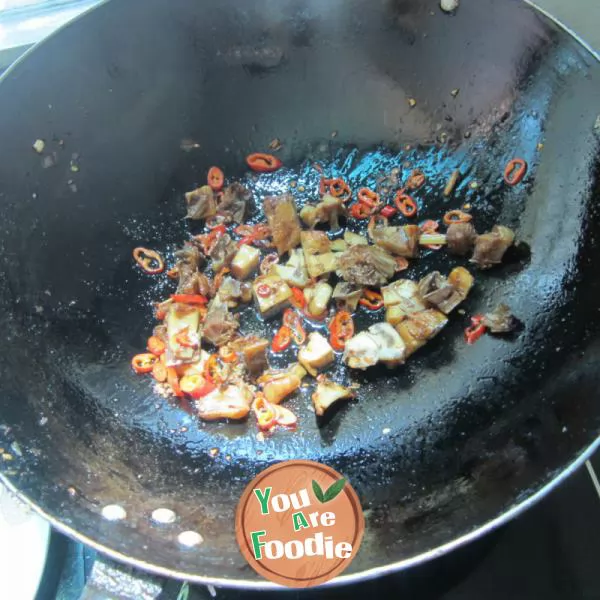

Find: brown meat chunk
[395,309,448,358]
[447,223,477,256]
[202,296,239,346]
[418,271,463,314]
[232,336,270,377]
[217,276,252,307]
[300,195,346,231]
[185,185,217,220]
[482,303,520,333]
[173,244,212,296]
[471,225,515,269]
[332,282,362,312]
[372,225,419,257]
[336,245,396,287]
[208,233,237,272]
[218,183,253,223]
[263,194,302,255]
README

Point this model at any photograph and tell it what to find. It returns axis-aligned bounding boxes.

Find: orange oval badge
[235,460,364,587]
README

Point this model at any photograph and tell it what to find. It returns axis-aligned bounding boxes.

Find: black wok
[0,0,599,590]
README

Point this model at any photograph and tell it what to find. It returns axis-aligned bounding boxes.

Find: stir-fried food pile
[131,154,522,433]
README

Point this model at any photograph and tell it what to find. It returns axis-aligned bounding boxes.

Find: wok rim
[0,0,599,591]
[2,437,598,590]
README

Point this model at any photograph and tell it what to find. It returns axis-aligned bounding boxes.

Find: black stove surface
[36,453,600,600]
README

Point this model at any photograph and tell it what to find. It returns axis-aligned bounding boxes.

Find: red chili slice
[290,287,306,310]
[256,283,273,298]
[350,202,371,219]
[464,315,487,344]
[327,178,352,202]
[503,158,527,186]
[357,188,381,209]
[359,289,384,310]
[170,294,208,305]
[132,247,165,275]
[283,309,306,345]
[131,353,157,374]
[394,190,417,217]
[380,205,397,219]
[246,153,282,173]
[272,326,292,352]
[207,166,224,191]
[147,336,166,356]
[329,310,354,351]
[406,169,426,190]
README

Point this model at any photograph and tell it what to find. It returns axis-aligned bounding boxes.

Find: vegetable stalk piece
[195,383,254,421]
[298,332,335,376]
[300,231,338,279]
[307,281,333,317]
[312,376,357,416]
[231,336,269,376]
[395,309,448,358]
[273,248,309,288]
[259,363,307,404]
[382,279,426,326]
[300,194,347,230]
[470,225,515,269]
[447,266,474,301]
[371,225,420,257]
[343,230,368,246]
[185,185,217,220]
[336,245,396,287]
[165,304,202,366]
[263,194,302,255]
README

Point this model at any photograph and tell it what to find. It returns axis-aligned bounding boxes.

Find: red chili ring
[246,153,283,173]
[256,283,273,298]
[503,158,528,186]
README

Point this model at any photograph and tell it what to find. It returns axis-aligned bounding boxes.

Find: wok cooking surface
[0,0,599,587]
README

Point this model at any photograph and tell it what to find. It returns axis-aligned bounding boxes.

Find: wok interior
[0,0,599,584]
